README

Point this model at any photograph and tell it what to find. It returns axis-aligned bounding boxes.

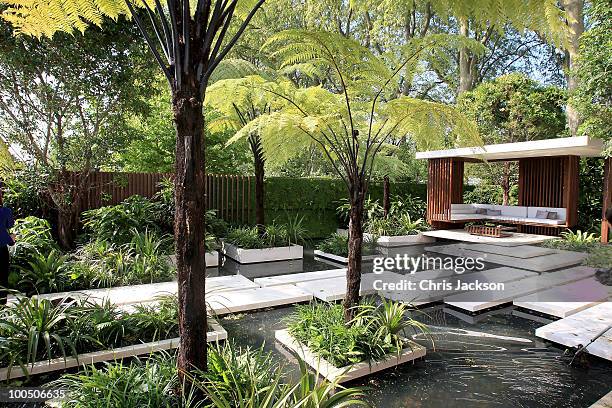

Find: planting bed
[275,329,426,383]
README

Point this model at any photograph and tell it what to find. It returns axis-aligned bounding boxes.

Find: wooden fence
[79,171,253,224]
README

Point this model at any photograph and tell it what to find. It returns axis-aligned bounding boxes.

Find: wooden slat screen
[72,171,253,224]
[427,158,464,228]
[517,155,579,235]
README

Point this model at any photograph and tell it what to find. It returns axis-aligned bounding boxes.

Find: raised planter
[275,329,426,384]
[169,251,219,268]
[222,242,303,264]
[313,249,379,265]
[0,319,227,380]
[363,232,435,247]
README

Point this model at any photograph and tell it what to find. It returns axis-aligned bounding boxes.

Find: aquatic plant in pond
[286,299,428,368]
[225,220,306,249]
[316,233,377,258]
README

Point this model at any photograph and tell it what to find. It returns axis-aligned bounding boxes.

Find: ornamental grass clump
[52,344,371,408]
[286,299,428,368]
[0,295,180,373]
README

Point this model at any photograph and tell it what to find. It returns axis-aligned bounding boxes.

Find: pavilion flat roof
[415,136,604,161]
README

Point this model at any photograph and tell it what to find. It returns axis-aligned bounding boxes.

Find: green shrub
[68,230,174,290]
[9,216,57,266]
[287,299,427,368]
[541,229,601,253]
[17,250,70,294]
[81,196,161,245]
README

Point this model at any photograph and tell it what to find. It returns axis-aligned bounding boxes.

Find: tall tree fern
[1,0,266,381]
[230,30,480,320]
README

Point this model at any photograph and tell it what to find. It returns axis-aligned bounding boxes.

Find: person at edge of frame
[0,183,15,305]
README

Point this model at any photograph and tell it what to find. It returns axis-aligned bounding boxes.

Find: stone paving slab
[207,284,312,315]
[462,243,557,258]
[254,268,347,287]
[379,267,537,306]
[514,278,609,318]
[25,275,258,306]
[425,244,587,272]
[421,229,556,246]
[535,302,612,362]
[590,391,612,408]
[294,272,404,302]
[444,267,596,313]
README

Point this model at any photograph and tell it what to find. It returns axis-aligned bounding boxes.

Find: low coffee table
[465,224,513,238]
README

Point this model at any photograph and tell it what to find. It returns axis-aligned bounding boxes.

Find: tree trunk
[173,82,208,379]
[57,209,78,249]
[458,17,475,95]
[343,184,365,322]
[383,175,390,218]
[250,135,265,235]
[561,0,585,136]
[501,162,511,205]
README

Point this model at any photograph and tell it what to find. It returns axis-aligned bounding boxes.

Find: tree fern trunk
[173,82,207,378]
[561,0,584,136]
[344,185,365,322]
[383,175,390,218]
[250,135,266,236]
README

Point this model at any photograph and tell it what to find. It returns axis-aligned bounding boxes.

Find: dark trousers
[0,245,8,305]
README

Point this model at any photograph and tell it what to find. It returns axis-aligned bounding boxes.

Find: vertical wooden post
[602,157,611,244]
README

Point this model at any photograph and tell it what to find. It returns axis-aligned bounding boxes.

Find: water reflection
[221,305,612,408]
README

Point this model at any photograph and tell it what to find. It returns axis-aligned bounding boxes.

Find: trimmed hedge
[264,177,427,238]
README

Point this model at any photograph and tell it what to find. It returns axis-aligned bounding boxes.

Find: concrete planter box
[313,250,379,265]
[169,251,219,268]
[363,232,435,247]
[222,242,303,264]
[0,319,227,380]
[275,329,426,384]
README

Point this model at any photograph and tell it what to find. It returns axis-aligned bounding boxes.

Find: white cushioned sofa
[450,204,567,226]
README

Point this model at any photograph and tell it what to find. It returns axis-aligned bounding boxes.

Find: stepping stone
[425,244,587,272]
[207,284,312,315]
[254,268,347,287]
[31,275,258,306]
[462,243,556,258]
[590,391,612,408]
[444,267,597,313]
[295,272,404,302]
[421,229,556,246]
[380,267,537,305]
[514,278,609,317]
[535,302,612,362]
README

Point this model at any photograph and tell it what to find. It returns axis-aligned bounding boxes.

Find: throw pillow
[486,209,502,216]
[547,212,558,220]
[476,208,487,215]
[535,210,549,219]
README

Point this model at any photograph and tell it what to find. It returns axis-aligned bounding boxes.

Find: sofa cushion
[451,204,478,214]
[547,211,559,220]
[528,207,566,222]
[523,217,565,226]
[487,209,502,216]
[535,210,549,219]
